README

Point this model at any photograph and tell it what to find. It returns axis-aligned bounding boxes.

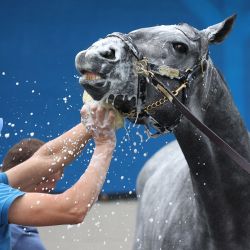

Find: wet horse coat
[75,15,250,249]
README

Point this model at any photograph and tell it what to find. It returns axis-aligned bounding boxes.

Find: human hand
[82,91,124,129]
[81,104,116,147]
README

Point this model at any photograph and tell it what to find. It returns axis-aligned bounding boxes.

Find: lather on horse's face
[75,16,235,125]
[75,37,139,114]
[75,25,201,109]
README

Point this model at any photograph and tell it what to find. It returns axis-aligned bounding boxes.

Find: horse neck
[174,59,250,243]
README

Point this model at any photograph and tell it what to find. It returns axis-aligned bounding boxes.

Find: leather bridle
[107,32,207,136]
[106,32,250,174]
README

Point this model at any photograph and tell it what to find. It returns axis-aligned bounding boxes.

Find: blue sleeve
[0,173,9,185]
[10,224,46,250]
[0,183,25,225]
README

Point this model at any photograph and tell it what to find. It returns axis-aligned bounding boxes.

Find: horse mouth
[79,71,137,115]
[79,71,104,82]
[79,71,110,101]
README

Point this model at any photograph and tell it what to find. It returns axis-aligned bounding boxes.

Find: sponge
[82,91,124,129]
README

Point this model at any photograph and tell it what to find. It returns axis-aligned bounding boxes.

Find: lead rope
[151,74,250,174]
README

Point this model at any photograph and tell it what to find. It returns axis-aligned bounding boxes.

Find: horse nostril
[100,48,116,60]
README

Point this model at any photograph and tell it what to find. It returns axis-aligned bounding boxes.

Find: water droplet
[4,133,10,139]
[149,218,154,223]
[67,225,73,229]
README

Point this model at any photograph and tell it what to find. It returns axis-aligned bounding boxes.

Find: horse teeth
[83,72,102,80]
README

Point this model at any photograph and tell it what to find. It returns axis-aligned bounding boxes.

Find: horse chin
[106,94,137,114]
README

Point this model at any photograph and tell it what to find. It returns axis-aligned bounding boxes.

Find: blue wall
[0,0,249,194]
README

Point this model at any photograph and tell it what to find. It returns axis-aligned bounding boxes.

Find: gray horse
[75,15,250,250]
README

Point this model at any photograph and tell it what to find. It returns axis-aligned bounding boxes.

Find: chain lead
[122,58,187,118]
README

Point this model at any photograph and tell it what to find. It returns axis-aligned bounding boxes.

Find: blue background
[0,0,249,194]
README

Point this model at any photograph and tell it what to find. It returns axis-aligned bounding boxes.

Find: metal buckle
[144,124,169,139]
[144,116,171,139]
[172,81,188,96]
[136,58,154,78]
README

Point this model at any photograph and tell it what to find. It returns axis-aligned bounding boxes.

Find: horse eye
[172,42,188,54]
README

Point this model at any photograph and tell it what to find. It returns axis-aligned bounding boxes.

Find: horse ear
[201,14,236,44]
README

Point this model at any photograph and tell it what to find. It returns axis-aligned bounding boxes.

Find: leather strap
[107,32,143,60]
[152,75,250,174]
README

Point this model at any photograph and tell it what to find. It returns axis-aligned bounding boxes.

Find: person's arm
[6,123,91,191]
[8,142,114,226]
[8,105,116,226]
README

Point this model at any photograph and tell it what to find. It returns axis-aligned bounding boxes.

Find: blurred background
[0,1,250,248]
[1,0,249,195]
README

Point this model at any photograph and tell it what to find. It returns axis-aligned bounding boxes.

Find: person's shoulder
[0,182,25,225]
[0,182,25,206]
[0,182,24,196]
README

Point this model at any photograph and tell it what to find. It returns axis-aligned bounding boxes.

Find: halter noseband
[107,32,208,138]
[107,32,143,60]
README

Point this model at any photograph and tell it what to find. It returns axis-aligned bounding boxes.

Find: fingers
[80,106,89,126]
[80,103,116,141]
[96,106,105,125]
[107,110,115,127]
[80,106,87,117]
[86,104,116,147]
[81,103,96,127]
[81,104,115,127]
[89,103,97,121]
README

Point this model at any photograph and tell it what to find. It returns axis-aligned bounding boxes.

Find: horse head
[75,15,236,135]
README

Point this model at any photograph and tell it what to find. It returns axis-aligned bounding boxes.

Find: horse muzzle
[79,72,111,101]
